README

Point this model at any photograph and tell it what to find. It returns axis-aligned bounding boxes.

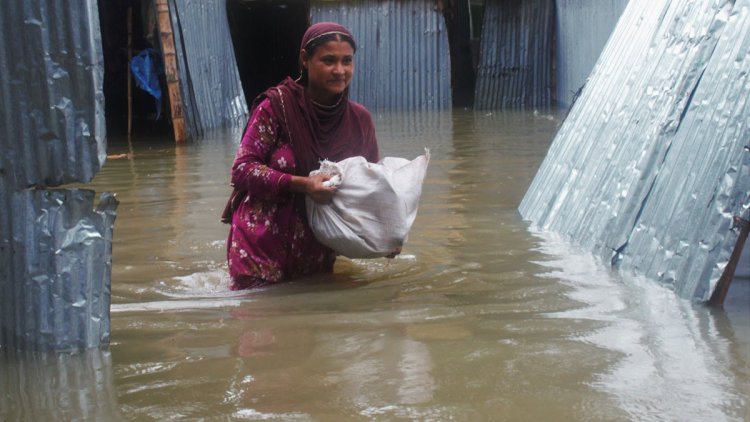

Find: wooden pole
[127,6,133,139]
[709,216,750,306]
[155,0,187,143]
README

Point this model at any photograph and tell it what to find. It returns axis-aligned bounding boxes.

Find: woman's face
[301,39,354,104]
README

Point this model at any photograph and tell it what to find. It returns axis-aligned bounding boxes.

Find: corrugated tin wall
[555,0,629,107]
[0,0,117,349]
[5,190,117,350]
[168,0,248,138]
[474,0,555,109]
[310,0,452,111]
[519,0,750,301]
[0,1,106,187]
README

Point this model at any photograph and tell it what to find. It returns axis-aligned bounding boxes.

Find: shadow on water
[3,110,748,420]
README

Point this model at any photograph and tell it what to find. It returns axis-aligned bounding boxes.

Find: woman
[224,22,379,290]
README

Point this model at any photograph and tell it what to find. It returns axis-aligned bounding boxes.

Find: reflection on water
[0,348,120,420]
[536,232,749,420]
[1,110,748,420]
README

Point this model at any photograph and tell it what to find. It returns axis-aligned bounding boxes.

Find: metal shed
[0,0,117,350]
[166,0,248,138]
[554,0,629,107]
[311,0,453,111]
[474,0,555,109]
[520,0,750,302]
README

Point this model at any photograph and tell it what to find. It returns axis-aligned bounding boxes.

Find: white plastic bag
[306,150,430,259]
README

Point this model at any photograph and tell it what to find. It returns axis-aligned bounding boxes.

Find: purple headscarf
[300,22,356,53]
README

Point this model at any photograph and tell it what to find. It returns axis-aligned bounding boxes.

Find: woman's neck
[306,87,341,108]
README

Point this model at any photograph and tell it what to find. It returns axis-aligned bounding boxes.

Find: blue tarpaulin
[130,48,162,119]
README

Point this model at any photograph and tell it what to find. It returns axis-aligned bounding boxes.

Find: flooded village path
[3,110,749,420]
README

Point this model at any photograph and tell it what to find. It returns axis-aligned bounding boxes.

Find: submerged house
[100,0,626,126]
[3,0,744,351]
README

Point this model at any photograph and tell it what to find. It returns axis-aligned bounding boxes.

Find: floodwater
[2,109,749,421]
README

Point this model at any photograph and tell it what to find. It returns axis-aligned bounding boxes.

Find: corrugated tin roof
[520,0,750,301]
[311,0,452,111]
[474,0,555,109]
[168,0,248,138]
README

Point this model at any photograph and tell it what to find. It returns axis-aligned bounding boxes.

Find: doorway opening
[226,0,310,106]
[442,0,485,108]
[98,0,170,138]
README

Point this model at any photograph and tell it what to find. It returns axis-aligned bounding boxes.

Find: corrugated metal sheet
[555,0,629,107]
[519,0,750,301]
[2,189,117,350]
[168,0,248,138]
[0,0,106,188]
[0,1,117,350]
[474,0,555,109]
[311,0,452,111]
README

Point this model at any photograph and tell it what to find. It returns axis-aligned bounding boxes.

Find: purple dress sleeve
[231,99,292,197]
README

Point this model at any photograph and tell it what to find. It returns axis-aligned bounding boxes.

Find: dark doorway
[442,0,483,108]
[226,0,310,106]
[97,0,170,137]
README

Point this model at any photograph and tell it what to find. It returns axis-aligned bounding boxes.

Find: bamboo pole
[127,6,133,139]
[155,0,187,143]
[709,216,750,306]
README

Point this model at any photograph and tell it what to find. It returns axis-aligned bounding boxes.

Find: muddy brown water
[2,110,748,421]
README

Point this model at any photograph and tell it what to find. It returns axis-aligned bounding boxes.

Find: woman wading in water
[223,22,379,290]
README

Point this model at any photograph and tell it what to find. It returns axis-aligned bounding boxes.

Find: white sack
[306,150,430,259]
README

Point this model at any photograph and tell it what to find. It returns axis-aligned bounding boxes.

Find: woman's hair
[298,32,357,85]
